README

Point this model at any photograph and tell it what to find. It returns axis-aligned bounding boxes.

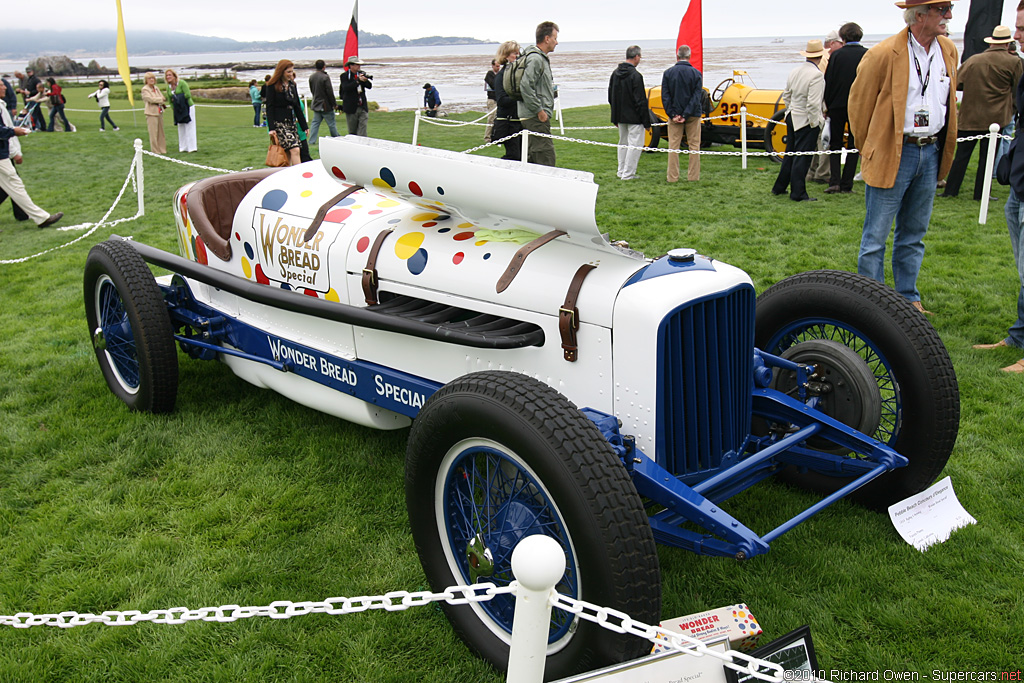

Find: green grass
[2,87,1023,681]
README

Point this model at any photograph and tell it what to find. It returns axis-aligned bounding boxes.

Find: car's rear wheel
[84,240,178,413]
[405,371,660,680]
[764,109,788,163]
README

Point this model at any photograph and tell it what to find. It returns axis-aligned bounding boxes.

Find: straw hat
[984,25,1014,44]
[800,39,827,58]
[345,56,363,66]
[894,0,956,9]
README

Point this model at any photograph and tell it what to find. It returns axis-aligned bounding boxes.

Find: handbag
[265,131,288,167]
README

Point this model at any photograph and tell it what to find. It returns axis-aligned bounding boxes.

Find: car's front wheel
[405,371,660,680]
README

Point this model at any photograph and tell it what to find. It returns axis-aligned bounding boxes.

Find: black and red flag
[343,1,359,70]
[676,0,703,73]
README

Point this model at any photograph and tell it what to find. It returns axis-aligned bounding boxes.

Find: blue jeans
[99,106,117,130]
[858,142,938,302]
[309,109,338,145]
[252,102,261,126]
[1003,190,1024,348]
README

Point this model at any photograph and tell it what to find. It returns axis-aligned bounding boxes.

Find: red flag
[343,0,359,71]
[676,0,703,73]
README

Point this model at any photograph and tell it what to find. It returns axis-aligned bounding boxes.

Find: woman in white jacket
[87,80,119,131]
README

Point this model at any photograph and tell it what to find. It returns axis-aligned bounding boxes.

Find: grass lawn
[1,84,1022,681]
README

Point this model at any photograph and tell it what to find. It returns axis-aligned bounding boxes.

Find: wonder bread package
[651,603,762,653]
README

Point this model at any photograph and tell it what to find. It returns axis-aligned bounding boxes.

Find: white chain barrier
[0,140,237,266]
[0,536,787,683]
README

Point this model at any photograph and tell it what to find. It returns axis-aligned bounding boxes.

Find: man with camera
[340,56,373,136]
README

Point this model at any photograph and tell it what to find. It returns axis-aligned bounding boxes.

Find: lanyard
[909,34,933,97]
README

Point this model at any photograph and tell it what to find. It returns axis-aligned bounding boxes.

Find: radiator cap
[667,248,697,263]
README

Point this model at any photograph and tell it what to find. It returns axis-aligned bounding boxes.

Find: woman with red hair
[264,59,308,166]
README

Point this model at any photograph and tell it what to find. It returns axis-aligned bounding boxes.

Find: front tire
[84,240,178,413]
[755,270,959,510]
[405,371,660,680]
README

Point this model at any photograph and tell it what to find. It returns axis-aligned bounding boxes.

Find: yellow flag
[115,0,134,105]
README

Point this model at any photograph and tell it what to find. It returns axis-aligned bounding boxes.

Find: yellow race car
[646,70,787,162]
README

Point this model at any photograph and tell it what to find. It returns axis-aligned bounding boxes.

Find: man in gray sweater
[517,21,559,166]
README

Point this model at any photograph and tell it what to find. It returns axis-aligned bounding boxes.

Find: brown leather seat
[186,168,281,261]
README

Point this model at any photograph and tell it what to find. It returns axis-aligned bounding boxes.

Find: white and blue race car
[84,136,959,679]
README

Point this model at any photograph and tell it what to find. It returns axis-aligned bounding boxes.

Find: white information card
[888,476,976,551]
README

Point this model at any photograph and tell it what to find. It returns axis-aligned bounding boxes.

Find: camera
[357,71,373,81]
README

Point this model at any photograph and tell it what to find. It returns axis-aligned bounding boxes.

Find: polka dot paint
[301,190,313,198]
[408,181,423,196]
[325,208,352,223]
[379,167,396,187]
[377,199,400,208]
[453,232,475,241]
[423,222,437,228]
[452,252,464,265]
[356,236,370,252]
[303,289,319,297]
[412,212,438,222]
[326,288,340,302]
[395,232,425,260]
[262,189,288,211]
[195,237,208,265]
[241,257,252,279]
[407,248,428,275]
[302,172,314,178]
[438,227,451,234]
[244,242,255,260]
[255,264,270,285]
[331,166,345,179]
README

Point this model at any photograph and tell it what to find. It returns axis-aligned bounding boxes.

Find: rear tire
[84,240,178,413]
[764,109,787,164]
[406,371,660,680]
[755,270,959,510]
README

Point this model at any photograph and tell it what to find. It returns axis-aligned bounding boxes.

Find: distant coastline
[0,28,489,62]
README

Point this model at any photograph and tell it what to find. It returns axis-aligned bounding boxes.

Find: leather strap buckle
[558,264,597,362]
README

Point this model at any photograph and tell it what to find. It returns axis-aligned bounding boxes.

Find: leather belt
[903,134,937,146]
[495,229,567,293]
[558,264,597,362]
[361,229,393,305]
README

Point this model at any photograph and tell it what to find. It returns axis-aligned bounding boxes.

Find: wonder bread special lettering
[253,209,336,291]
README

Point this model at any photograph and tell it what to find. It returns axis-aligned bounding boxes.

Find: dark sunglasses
[929,4,953,15]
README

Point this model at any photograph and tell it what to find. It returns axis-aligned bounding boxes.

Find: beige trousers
[146,114,166,155]
[667,118,701,182]
[0,158,50,225]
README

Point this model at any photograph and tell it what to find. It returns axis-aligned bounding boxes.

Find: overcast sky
[34,0,1022,44]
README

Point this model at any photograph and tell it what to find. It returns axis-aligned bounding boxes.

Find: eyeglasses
[929,4,953,15]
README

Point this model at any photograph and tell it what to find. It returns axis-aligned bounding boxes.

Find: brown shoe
[911,300,933,315]
[1002,358,1024,373]
[824,185,841,194]
[973,339,1010,350]
[38,212,63,228]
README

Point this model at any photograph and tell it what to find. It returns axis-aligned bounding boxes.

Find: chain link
[550,593,785,683]
[0,583,514,630]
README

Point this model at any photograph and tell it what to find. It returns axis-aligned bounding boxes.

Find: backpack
[502,52,532,101]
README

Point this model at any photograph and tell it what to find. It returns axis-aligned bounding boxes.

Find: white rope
[0,155,141,265]
[140,149,238,174]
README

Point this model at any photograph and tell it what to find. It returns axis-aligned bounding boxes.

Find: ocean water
[1,35,963,113]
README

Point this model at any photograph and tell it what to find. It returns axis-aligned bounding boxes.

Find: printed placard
[888,476,976,551]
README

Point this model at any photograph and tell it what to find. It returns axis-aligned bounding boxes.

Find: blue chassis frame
[156,266,909,562]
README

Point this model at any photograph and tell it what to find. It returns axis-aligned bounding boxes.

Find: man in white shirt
[848,0,959,315]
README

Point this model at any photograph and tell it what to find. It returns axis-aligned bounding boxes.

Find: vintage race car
[84,136,959,679]
[646,71,789,161]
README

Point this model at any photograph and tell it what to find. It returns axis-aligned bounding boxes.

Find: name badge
[914,108,930,131]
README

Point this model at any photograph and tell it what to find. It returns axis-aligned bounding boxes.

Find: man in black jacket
[662,45,704,182]
[608,45,650,180]
[339,56,372,136]
[308,60,338,145]
[823,22,868,194]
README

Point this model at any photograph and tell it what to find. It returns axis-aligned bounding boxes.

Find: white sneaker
[100,128,105,132]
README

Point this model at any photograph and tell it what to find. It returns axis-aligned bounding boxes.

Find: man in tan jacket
[849,0,959,315]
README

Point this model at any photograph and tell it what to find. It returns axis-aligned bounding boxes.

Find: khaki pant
[146,114,166,155]
[0,158,50,225]
[522,115,556,167]
[667,118,701,182]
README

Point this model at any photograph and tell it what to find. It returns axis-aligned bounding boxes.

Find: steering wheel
[712,78,734,102]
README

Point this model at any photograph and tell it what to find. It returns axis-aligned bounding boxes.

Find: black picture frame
[725,625,818,683]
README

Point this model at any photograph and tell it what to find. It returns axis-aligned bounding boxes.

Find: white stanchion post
[556,97,564,136]
[521,128,530,166]
[412,109,421,146]
[133,138,145,217]
[740,106,748,170]
[979,123,1000,225]
[506,536,566,683]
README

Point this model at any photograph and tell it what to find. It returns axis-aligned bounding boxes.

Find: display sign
[888,476,977,551]
[552,638,730,683]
